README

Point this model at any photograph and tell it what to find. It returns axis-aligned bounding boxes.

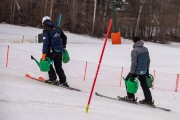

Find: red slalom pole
[175,74,179,92]
[84,61,88,81]
[6,45,9,68]
[85,19,112,113]
[120,67,124,87]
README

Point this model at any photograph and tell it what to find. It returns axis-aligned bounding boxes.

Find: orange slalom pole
[85,19,112,113]
[6,45,9,68]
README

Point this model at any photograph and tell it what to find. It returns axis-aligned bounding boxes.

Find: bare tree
[0,0,179,42]
[134,0,146,36]
[50,0,54,18]
[92,0,97,34]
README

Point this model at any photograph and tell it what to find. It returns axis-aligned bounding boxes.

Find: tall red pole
[86,19,113,113]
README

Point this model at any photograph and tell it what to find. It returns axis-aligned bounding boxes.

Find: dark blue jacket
[42,21,67,54]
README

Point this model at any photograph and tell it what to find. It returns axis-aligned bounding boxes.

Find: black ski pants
[47,52,66,83]
[125,73,152,101]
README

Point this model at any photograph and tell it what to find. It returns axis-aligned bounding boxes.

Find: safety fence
[0,44,179,92]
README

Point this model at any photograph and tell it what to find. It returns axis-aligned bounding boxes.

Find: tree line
[0,0,180,43]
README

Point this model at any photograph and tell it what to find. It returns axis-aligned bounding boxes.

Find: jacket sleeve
[42,30,50,54]
[130,49,138,74]
[60,30,67,48]
[147,49,150,71]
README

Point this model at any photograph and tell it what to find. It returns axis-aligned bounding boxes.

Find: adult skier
[41,16,69,87]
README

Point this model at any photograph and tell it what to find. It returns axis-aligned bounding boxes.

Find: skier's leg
[48,65,57,80]
[53,52,66,83]
[139,75,152,101]
[47,52,57,81]
[125,73,135,99]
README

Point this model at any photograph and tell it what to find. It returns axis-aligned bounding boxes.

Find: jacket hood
[133,40,144,48]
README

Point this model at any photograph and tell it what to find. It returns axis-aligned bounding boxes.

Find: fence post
[6,45,9,68]
[120,67,124,87]
[84,61,88,81]
[175,74,179,92]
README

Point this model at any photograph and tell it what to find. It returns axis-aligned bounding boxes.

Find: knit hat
[133,36,140,43]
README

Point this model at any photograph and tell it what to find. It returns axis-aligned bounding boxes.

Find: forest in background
[0,0,180,43]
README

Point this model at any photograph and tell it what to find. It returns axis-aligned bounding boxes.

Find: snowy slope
[0,23,180,120]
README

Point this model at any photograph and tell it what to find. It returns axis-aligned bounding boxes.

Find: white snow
[0,23,180,120]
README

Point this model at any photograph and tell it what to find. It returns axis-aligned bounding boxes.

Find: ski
[95,92,171,112]
[25,74,81,92]
[25,74,44,82]
[58,85,81,91]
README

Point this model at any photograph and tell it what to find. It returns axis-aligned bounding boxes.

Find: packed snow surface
[0,23,180,120]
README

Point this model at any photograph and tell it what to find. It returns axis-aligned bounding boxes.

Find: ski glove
[130,73,136,81]
[146,70,149,76]
[63,45,66,48]
[42,54,46,60]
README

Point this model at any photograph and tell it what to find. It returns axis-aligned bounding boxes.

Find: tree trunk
[72,0,77,31]
[92,0,97,34]
[102,2,107,35]
[50,0,54,18]
[134,0,146,36]
[44,0,48,15]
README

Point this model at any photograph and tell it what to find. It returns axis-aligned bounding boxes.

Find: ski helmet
[42,16,51,25]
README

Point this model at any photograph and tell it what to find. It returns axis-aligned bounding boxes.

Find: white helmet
[42,16,51,25]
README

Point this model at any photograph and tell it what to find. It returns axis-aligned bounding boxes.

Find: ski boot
[118,96,137,103]
[139,99,154,106]
[59,81,69,87]
[45,79,58,85]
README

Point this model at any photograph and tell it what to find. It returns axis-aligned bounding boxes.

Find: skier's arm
[42,30,50,59]
[130,50,138,74]
[60,30,67,48]
[147,49,150,72]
